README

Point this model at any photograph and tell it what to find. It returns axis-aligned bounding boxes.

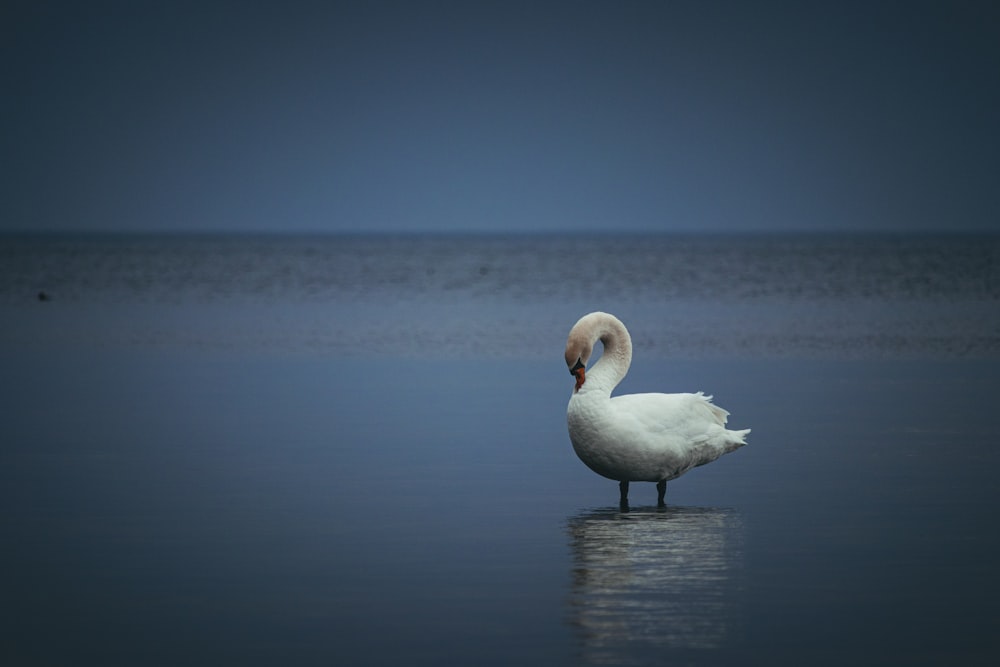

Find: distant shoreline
[2,229,999,241]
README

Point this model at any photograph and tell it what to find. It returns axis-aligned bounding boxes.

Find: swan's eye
[570,358,585,375]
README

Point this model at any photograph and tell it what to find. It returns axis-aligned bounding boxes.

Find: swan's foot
[619,480,629,511]
[656,480,667,507]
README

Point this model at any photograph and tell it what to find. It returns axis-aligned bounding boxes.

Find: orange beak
[572,366,585,392]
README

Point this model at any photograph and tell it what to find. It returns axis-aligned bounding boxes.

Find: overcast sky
[3,1,999,234]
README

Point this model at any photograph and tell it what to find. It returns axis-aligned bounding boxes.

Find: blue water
[1,234,998,665]
[3,233,998,358]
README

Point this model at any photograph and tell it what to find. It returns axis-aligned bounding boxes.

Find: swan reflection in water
[567,506,744,663]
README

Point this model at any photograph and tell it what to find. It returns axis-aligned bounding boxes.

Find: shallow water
[1,234,999,665]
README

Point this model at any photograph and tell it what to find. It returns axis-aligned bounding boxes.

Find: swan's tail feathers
[726,428,751,453]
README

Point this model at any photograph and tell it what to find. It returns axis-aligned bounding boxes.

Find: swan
[565,312,749,507]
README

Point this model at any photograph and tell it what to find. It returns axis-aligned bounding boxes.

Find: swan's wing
[609,391,744,473]
[610,391,728,436]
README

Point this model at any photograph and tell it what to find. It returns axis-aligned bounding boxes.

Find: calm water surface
[1,234,998,665]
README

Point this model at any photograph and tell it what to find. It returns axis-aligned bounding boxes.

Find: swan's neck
[587,319,632,394]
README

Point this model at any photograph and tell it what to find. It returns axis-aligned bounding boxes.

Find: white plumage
[565,312,749,505]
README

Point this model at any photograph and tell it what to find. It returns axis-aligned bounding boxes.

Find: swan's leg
[656,480,667,507]
[618,480,629,506]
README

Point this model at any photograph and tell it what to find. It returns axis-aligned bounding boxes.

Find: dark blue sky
[4,1,999,234]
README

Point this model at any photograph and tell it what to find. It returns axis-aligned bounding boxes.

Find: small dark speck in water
[37,291,50,302]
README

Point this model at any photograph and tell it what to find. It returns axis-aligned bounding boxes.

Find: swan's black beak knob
[570,359,585,391]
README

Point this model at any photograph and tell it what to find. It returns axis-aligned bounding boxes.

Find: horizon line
[2,227,999,239]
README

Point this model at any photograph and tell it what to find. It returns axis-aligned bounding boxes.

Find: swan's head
[565,311,631,392]
[565,330,592,392]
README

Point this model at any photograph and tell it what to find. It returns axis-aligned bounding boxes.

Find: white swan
[565,312,749,507]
